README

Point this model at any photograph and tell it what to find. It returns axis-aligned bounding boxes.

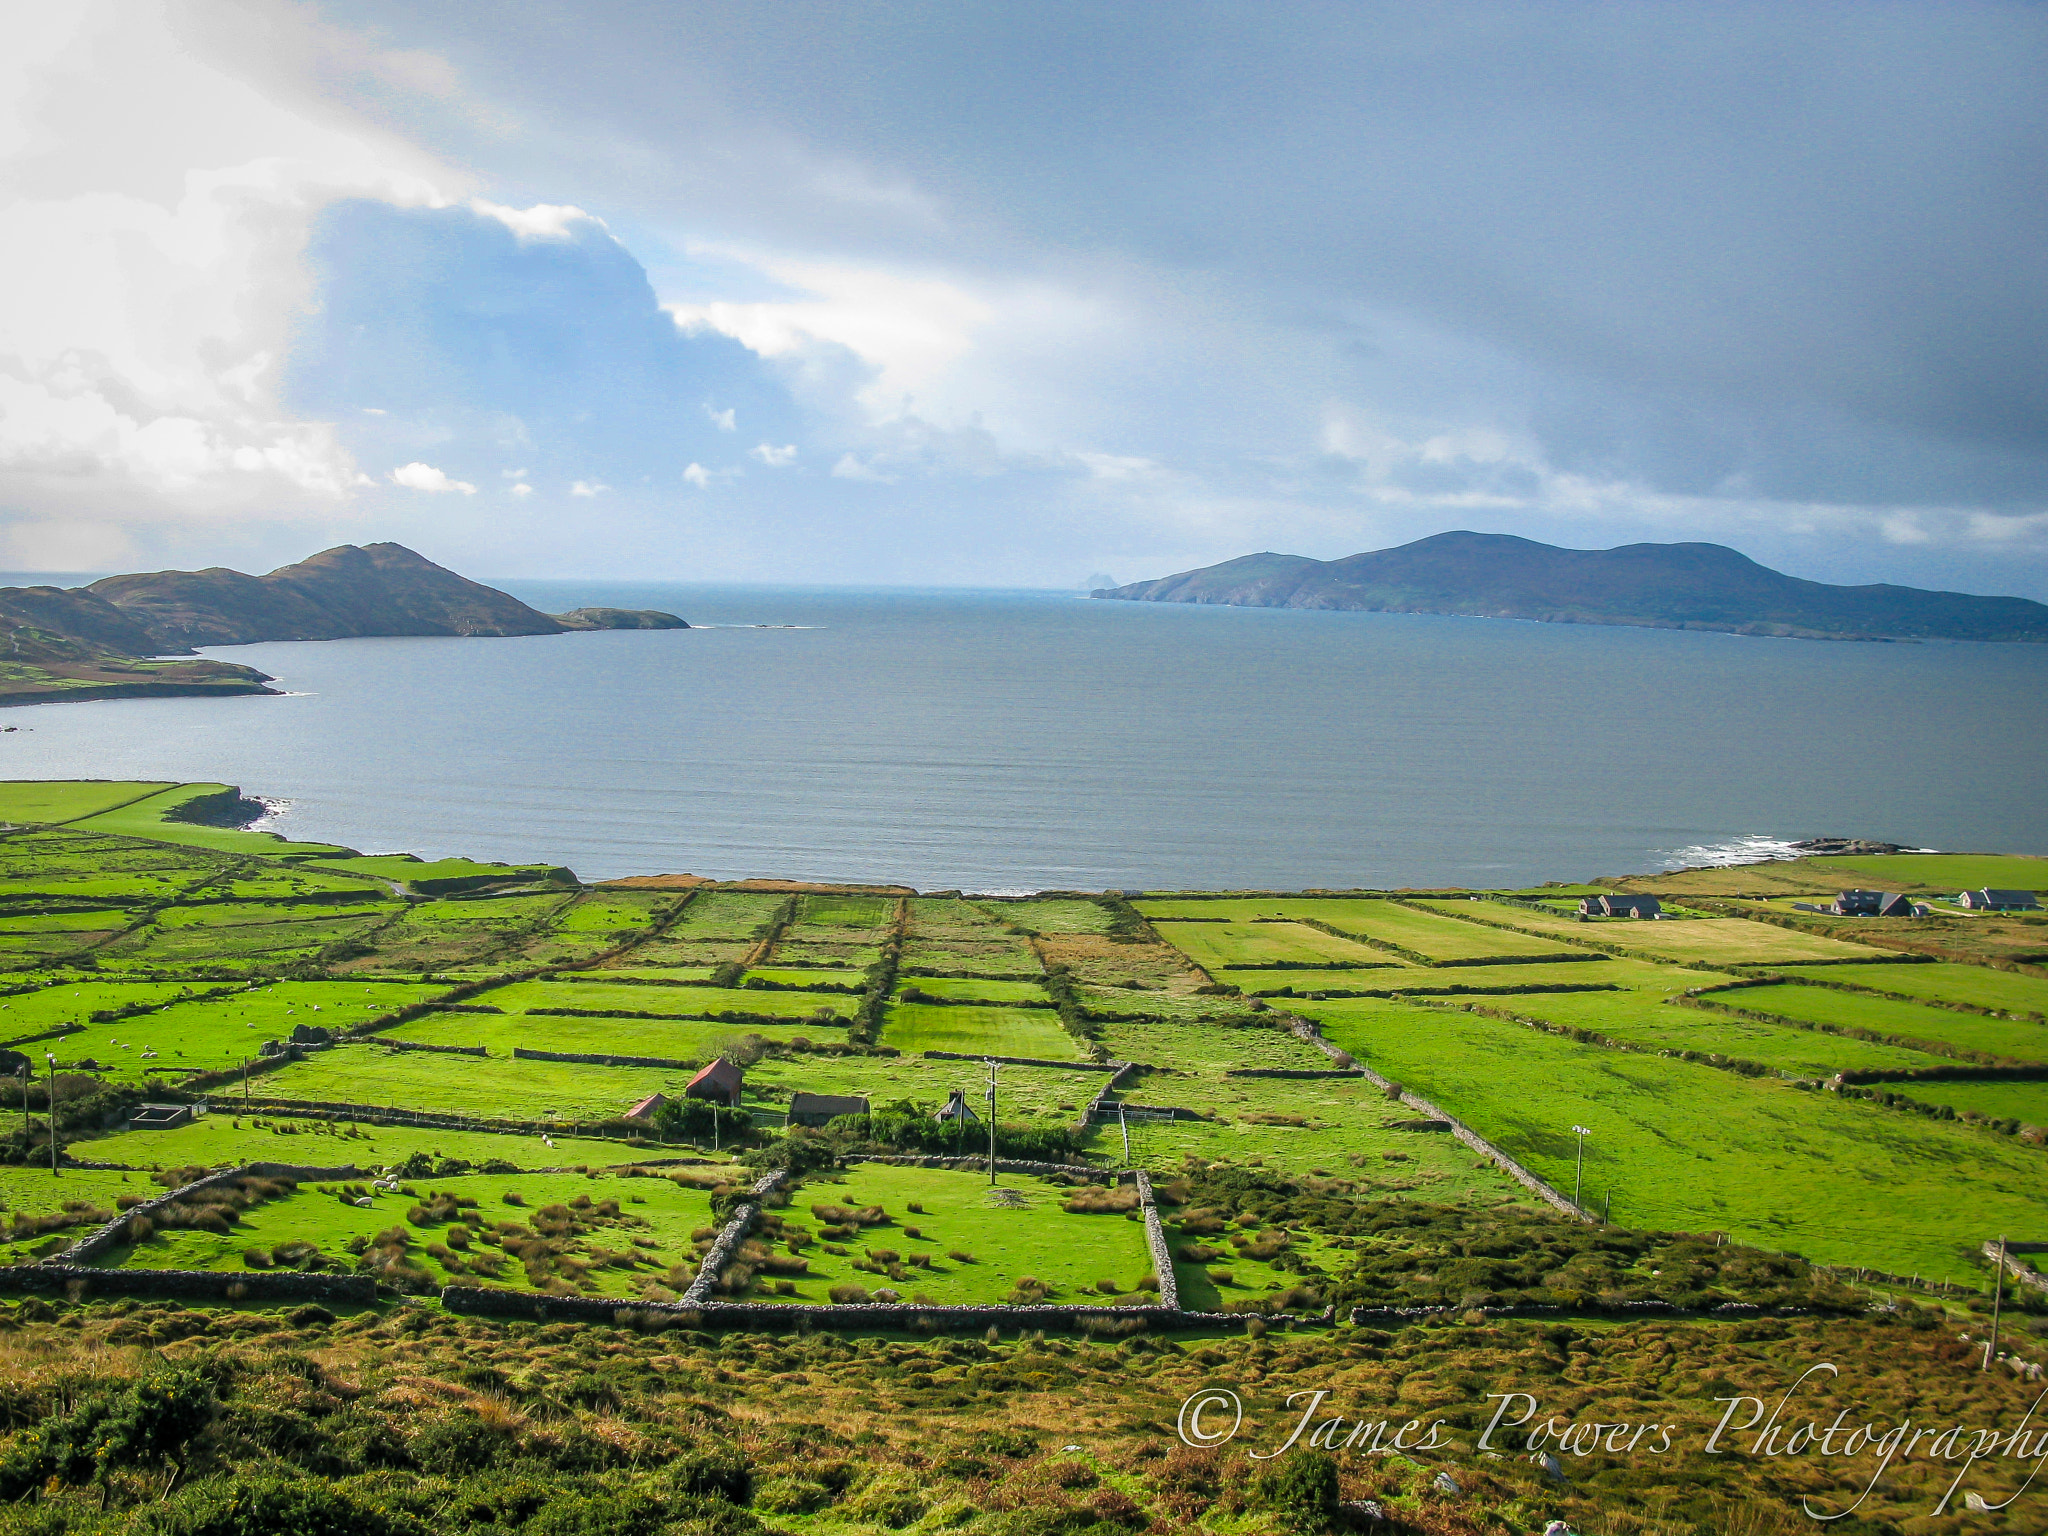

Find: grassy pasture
[746,1054,1095,1125]
[1719,984,2048,1062]
[1090,1018,1332,1073]
[1801,852,2048,892]
[0,780,176,824]
[1768,961,2048,1017]
[879,1002,1079,1059]
[1338,901,1592,960]
[1003,899,1116,936]
[1469,991,1956,1077]
[509,889,675,967]
[1295,995,2048,1281]
[1476,903,1892,965]
[582,965,716,983]
[896,975,1048,1004]
[750,1165,1154,1306]
[70,981,452,1081]
[96,910,393,972]
[320,854,572,891]
[102,1168,721,1299]
[1165,1219,1350,1311]
[1877,1080,2048,1124]
[791,893,893,931]
[1149,919,1385,971]
[478,978,853,1022]
[385,1009,810,1061]
[743,967,866,990]
[255,1047,702,1124]
[662,891,787,941]
[0,980,229,1040]
[899,940,1041,976]
[86,1112,678,1182]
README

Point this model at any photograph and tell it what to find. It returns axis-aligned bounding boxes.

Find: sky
[2,1,2047,596]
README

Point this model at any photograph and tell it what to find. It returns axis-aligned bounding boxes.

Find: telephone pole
[985,1059,999,1184]
[1571,1125,1590,1211]
[45,1055,58,1176]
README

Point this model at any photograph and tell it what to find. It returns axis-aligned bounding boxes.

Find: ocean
[3,583,2043,889]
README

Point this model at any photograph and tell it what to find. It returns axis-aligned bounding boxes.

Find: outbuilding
[624,1093,669,1122]
[935,1087,979,1124]
[786,1091,868,1128]
[685,1057,745,1106]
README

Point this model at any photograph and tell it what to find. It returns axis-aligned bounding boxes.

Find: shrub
[828,1284,872,1304]
[1251,1450,1341,1533]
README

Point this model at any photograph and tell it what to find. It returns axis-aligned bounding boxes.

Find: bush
[137,1476,428,1536]
[1251,1451,1341,1533]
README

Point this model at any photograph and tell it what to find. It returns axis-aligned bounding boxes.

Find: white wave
[1654,834,1808,870]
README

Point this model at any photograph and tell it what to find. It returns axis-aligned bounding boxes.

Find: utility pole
[1571,1125,1590,1211]
[16,1064,26,1159]
[45,1055,57,1177]
[985,1059,999,1184]
[1988,1236,2007,1371]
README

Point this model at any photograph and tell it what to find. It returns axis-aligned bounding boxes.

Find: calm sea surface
[2,583,2042,889]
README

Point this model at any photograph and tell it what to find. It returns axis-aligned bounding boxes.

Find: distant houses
[1959,889,2043,912]
[624,1093,669,1123]
[787,1091,868,1128]
[1578,894,1662,919]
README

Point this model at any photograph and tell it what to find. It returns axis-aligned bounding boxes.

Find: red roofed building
[686,1057,744,1106]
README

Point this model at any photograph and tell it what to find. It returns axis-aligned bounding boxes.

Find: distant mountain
[0,543,688,707]
[1094,532,2048,642]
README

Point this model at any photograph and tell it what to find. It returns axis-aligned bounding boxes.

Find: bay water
[2,583,2042,889]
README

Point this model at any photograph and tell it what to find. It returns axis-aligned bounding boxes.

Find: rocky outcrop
[551,607,689,630]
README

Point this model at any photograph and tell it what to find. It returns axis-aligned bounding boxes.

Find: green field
[255,1047,704,1124]
[1295,995,2048,1280]
[385,1009,810,1062]
[0,779,175,824]
[741,1164,1154,1306]
[478,978,854,1023]
[1332,901,1589,961]
[85,1113,688,1183]
[68,980,451,1080]
[1470,991,1957,1077]
[878,1002,1080,1058]
[1720,982,2048,1061]
[1802,852,2048,892]
[1473,902,1893,965]
[747,1054,1094,1126]
[896,976,1049,1004]
[1768,961,2048,1017]
[68,783,359,858]
[1876,1079,2048,1124]
[102,1168,720,1299]
[744,967,866,990]
[1091,1017,1332,1073]
[0,980,232,1041]
[1148,919,1386,970]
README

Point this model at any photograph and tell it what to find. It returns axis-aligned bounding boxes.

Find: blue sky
[3,1,2047,594]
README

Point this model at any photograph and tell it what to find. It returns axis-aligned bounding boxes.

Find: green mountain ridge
[1095,530,2048,642]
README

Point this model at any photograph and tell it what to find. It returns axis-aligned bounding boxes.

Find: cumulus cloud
[704,405,735,431]
[509,482,534,498]
[469,198,602,242]
[830,454,893,483]
[683,463,711,488]
[750,443,797,468]
[0,1,460,562]
[390,462,476,494]
[570,479,609,496]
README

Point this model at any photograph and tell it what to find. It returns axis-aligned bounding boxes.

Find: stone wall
[920,1051,1122,1071]
[0,1264,375,1305]
[1134,1171,1179,1309]
[512,1047,695,1070]
[679,1169,788,1305]
[384,1040,488,1057]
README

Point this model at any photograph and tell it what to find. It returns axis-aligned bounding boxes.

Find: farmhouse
[1831,890,1916,917]
[935,1087,979,1124]
[624,1093,668,1122]
[787,1091,868,1127]
[1579,894,1662,918]
[684,1057,744,1106]
[1959,889,2042,911]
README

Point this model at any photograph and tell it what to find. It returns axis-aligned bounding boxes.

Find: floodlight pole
[1988,1236,2007,1371]
[985,1059,999,1184]
[45,1055,57,1177]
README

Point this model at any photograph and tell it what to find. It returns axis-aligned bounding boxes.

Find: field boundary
[512,1046,695,1070]
[680,1168,789,1304]
[57,1159,366,1265]
[921,1050,1122,1071]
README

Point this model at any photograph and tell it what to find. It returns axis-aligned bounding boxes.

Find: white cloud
[509,482,534,498]
[570,479,610,496]
[830,454,894,483]
[468,198,603,243]
[501,466,528,478]
[1075,452,1164,482]
[704,405,735,432]
[683,462,711,488]
[0,0,460,543]
[390,462,476,494]
[750,443,797,468]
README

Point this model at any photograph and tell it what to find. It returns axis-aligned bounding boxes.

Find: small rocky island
[0,542,687,707]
